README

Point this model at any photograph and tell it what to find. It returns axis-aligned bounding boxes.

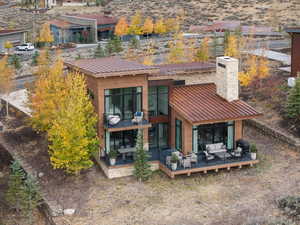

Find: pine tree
[129,36,140,49]
[94,43,106,58]
[48,72,99,175]
[286,78,300,121]
[31,51,40,66]
[112,36,123,53]
[105,39,114,55]
[5,161,26,212]
[133,129,152,182]
[21,175,42,225]
[9,54,21,70]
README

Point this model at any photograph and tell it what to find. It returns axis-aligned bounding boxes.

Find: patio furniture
[118,146,136,160]
[231,147,242,158]
[166,156,171,167]
[206,143,227,154]
[204,151,215,161]
[132,111,143,124]
[213,151,232,161]
[186,152,198,164]
[182,158,191,169]
[107,114,121,126]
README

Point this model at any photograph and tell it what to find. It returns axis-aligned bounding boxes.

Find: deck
[159,159,259,178]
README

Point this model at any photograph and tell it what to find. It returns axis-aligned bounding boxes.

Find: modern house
[286,27,300,77]
[0,29,26,53]
[50,13,117,44]
[65,57,262,178]
[37,0,86,8]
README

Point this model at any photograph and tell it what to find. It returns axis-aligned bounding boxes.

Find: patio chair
[166,156,171,167]
[204,151,214,162]
[231,147,242,158]
[132,111,143,124]
[182,158,192,169]
[107,114,121,126]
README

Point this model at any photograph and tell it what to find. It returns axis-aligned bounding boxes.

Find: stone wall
[245,119,300,150]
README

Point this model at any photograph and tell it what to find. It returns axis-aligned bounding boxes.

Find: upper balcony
[103,111,151,132]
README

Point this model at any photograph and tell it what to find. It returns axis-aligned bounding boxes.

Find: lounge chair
[132,111,143,124]
[204,151,214,162]
[107,115,121,126]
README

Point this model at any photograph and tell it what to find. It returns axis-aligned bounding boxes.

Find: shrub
[278,196,300,219]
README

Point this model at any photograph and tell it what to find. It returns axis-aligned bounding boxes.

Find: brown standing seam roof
[67,14,118,25]
[154,62,215,76]
[49,19,83,29]
[170,83,262,124]
[64,57,159,77]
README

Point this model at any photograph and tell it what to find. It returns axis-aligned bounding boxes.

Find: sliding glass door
[175,119,182,150]
[195,122,235,151]
[149,123,169,149]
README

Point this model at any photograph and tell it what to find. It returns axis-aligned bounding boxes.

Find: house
[50,13,117,44]
[64,57,262,179]
[0,29,26,53]
[37,0,86,8]
[286,27,300,77]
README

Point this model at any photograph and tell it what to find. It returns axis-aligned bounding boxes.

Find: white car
[16,43,35,51]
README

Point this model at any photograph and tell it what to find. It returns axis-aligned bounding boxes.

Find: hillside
[104,0,300,30]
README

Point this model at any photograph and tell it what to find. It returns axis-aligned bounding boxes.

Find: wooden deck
[159,160,259,178]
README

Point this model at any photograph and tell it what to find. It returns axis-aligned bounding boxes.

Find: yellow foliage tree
[4,41,13,54]
[28,57,65,132]
[195,37,210,62]
[36,23,54,44]
[115,17,129,37]
[128,12,143,35]
[184,38,197,62]
[165,18,180,34]
[0,56,14,117]
[166,33,185,64]
[238,71,251,87]
[257,56,270,79]
[143,41,155,65]
[36,48,50,76]
[224,34,238,58]
[142,17,154,37]
[48,72,99,175]
[154,18,167,35]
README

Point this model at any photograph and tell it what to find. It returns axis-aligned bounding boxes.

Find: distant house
[38,0,86,8]
[286,27,300,77]
[0,29,26,53]
[65,56,262,179]
[49,13,117,44]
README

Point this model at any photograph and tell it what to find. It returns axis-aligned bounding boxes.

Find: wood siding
[291,33,300,77]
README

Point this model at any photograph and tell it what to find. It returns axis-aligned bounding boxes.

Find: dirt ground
[1,113,300,225]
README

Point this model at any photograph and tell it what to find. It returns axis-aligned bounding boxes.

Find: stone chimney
[216,56,239,102]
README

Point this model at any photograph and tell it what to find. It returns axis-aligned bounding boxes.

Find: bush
[278,196,300,219]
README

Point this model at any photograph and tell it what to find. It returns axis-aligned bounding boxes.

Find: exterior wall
[170,108,193,155]
[0,32,26,52]
[148,71,216,85]
[291,33,300,77]
[94,75,149,151]
[61,15,97,42]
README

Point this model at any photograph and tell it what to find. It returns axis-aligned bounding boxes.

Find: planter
[251,153,257,160]
[171,162,177,171]
[110,158,116,166]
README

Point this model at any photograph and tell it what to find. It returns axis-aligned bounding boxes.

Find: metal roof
[170,83,262,124]
[65,57,159,78]
[285,27,300,33]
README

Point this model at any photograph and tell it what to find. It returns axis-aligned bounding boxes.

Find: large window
[106,130,138,152]
[105,87,142,120]
[175,119,182,150]
[194,122,235,151]
[148,86,169,117]
[149,123,169,149]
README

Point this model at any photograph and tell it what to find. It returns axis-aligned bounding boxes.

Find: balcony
[103,111,151,131]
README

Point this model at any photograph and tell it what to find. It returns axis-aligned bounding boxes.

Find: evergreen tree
[129,36,140,49]
[94,43,106,58]
[133,129,152,182]
[31,51,40,66]
[105,39,114,55]
[21,175,42,225]
[286,78,300,121]
[5,161,26,212]
[112,36,123,53]
[9,54,21,70]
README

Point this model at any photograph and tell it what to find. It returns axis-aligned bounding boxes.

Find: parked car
[16,43,35,51]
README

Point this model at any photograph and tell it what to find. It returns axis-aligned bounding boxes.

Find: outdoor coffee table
[213,152,232,161]
[118,147,136,160]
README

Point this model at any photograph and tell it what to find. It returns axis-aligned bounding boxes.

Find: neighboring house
[65,57,262,179]
[50,13,117,44]
[0,29,26,53]
[286,27,300,77]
